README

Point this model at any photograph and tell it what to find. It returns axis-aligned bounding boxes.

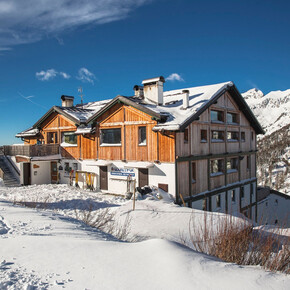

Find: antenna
[78,86,84,106]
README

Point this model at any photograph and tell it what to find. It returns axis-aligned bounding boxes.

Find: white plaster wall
[258,194,290,227]
[30,161,51,185]
[68,160,176,196]
[148,163,176,196]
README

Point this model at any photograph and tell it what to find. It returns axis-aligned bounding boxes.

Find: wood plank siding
[176,92,257,199]
[96,104,175,162]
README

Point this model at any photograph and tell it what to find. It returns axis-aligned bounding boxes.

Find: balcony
[3,144,60,157]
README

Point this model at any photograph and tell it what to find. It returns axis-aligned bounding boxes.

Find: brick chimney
[142,76,165,105]
[61,95,74,107]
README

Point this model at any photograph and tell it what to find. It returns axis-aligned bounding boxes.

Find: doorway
[138,168,148,187]
[51,161,58,184]
[23,162,31,185]
[100,166,108,190]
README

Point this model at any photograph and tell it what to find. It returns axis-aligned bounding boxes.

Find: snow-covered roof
[57,99,111,123]
[16,127,39,138]
[142,81,233,131]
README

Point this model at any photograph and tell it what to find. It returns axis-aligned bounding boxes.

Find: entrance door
[100,166,108,190]
[138,168,148,187]
[23,162,31,185]
[51,161,58,184]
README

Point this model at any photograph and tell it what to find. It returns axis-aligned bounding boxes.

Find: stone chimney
[142,76,165,105]
[61,95,74,107]
[133,85,144,99]
[182,90,189,109]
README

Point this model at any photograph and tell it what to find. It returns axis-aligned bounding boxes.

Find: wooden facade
[95,103,175,162]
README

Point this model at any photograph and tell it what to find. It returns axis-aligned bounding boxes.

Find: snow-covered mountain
[242,88,290,194]
[242,88,290,136]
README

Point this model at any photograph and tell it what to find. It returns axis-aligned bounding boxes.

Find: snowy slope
[1,198,289,289]
[242,88,290,136]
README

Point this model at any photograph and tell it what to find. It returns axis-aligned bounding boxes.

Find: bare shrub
[74,205,135,242]
[187,212,290,274]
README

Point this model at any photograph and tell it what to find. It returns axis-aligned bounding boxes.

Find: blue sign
[110,166,135,177]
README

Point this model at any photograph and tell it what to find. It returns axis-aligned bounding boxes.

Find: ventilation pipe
[182,90,189,109]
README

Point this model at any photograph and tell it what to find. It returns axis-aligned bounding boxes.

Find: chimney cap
[61,95,74,101]
[133,85,143,91]
[142,76,165,85]
[182,89,189,94]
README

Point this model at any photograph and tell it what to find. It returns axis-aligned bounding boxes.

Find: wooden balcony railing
[3,144,60,157]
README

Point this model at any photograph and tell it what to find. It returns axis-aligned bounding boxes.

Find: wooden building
[14,76,264,220]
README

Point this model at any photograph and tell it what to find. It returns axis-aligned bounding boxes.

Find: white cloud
[0,0,151,50]
[76,67,96,84]
[59,72,71,79]
[36,69,71,81]
[36,69,58,81]
[166,73,184,82]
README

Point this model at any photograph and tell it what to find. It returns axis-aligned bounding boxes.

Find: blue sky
[0,0,290,145]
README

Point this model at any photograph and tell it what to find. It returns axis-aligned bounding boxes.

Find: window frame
[211,130,225,142]
[211,110,224,123]
[138,126,147,146]
[227,131,239,142]
[227,112,239,124]
[47,131,58,144]
[216,194,221,208]
[100,127,122,146]
[191,162,196,183]
[200,129,208,143]
[227,157,239,173]
[61,131,77,147]
[210,159,224,176]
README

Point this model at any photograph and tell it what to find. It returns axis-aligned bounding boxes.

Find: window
[191,162,196,183]
[247,156,250,171]
[47,132,58,144]
[216,194,221,208]
[211,110,224,122]
[231,190,236,203]
[62,132,77,146]
[227,131,239,142]
[138,126,147,145]
[211,159,224,175]
[227,157,238,172]
[227,112,238,124]
[250,184,254,196]
[241,186,244,199]
[251,132,254,141]
[101,128,121,145]
[241,132,246,142]
[211,130,224,142]
[184,128,189,143]
[200,129,207,142]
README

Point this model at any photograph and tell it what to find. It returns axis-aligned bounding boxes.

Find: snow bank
[1,201,289,289]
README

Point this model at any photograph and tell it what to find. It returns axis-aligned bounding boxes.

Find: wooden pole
[133,180,136,211]
[179,193,186,207]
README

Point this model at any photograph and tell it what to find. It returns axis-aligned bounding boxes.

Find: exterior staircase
[0,147,20,187]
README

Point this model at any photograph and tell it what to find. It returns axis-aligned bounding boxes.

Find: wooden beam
[176,150,257,162]
[176,178,257,205]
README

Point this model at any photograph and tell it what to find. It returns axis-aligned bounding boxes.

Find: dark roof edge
[87,95,162,123]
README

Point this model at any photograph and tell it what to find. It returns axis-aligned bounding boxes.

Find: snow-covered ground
[0,184,289,289]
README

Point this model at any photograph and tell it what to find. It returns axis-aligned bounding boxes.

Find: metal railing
[3,144,60,157]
